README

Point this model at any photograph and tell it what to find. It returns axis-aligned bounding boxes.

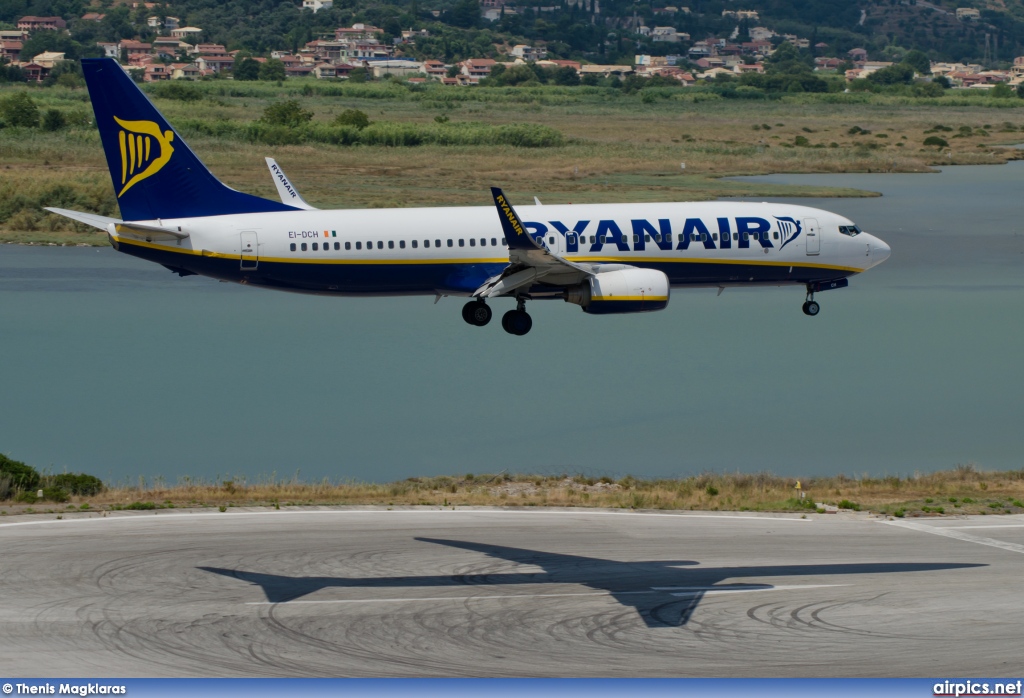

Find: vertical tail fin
[82,58,297,221]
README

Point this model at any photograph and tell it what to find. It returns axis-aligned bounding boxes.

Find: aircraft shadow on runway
[199,537,983,628]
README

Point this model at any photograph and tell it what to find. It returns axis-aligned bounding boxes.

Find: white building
[303,0,333,12]
[510,44,546,61]
[651,26,680,42]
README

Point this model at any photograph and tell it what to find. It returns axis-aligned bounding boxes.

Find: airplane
[199,537,979,627]
[48,58,891,336]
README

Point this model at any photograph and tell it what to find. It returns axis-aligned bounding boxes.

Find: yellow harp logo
[114,116,175,198]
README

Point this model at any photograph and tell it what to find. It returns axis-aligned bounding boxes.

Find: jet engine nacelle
[565,268,670,314]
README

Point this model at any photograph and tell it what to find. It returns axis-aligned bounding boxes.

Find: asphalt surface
[1,508,1021,677]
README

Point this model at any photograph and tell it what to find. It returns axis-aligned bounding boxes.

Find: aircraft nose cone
[873,238,891,264]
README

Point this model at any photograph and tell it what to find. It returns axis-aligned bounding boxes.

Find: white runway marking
[944,524,1024,530]
[0,508,811,530]
[882,519,1024,555]
[245,584,843,606]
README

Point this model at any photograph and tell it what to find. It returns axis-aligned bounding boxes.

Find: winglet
[490,187,539,251]
[266,158,317,210]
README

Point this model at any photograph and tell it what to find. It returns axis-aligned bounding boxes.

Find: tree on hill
[258,58,286,81]
[0,453,40,493]
[868,63,915,85]
[234,57,260,81]
[903,49,931,75]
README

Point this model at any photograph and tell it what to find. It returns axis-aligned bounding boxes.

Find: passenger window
[324,243,329,252]
[482,238,487,246]
[399,240,405,249]
[345,242,351,250]
[412,240,418,248]
[773,232,779,239]
[713,233,718,241]
[312,242,318,251]
[548,237,554,245]
[599,235,606,243]
[388,240,394,249]
[733,233,738,241]
[590,235,596,244]
[436,240,441,247]
[742,233,749,241]
[645,234,651,242]
[501,238,506,245]
[366,241,371,249]
[459,239,465,247]
[301,243,307,251]
[491,238,497,246]
[448,239,453,247]
[469,239,476,246]
[700,233,707,241]
[334,242,340,250]
[678,234,684,241]
[290,243,296,251]
[691,234,698,241]
[655,234,662,242]
[356,241,362,250]
[377,241,383,249]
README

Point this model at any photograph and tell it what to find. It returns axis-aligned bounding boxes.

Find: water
[1,163,1022,484]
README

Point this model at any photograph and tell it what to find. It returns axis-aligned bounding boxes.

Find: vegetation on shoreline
[2,80,1024,245]
[2,462,1023,520]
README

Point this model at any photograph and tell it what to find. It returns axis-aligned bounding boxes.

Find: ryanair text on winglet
[496,194,524,236]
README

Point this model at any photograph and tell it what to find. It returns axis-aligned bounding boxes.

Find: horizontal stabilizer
[266,158,317,210]
[45,207,189,241]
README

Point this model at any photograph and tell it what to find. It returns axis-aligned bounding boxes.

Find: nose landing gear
[802,287,820,316]
[501,297,533,336]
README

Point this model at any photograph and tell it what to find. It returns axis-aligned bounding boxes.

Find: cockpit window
[839,225,862,237]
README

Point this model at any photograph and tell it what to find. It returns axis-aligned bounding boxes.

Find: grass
[3,464,1024,518]
[4,81,1024,244]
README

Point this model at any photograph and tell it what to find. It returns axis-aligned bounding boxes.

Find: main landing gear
[462,299,492,326]
[501,298,533,336]
[802,287,820,317]
[464,298,532,335]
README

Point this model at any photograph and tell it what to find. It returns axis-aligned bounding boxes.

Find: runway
[0,508,1021,677]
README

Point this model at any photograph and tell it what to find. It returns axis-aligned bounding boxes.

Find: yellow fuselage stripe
[112,236,863,273]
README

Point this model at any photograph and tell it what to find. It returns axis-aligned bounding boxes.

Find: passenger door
[804,218,820,256]
[240,231,258,270]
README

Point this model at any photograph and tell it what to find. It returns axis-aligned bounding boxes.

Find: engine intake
[565,268,670,314]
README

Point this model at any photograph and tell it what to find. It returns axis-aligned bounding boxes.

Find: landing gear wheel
[462,300,491,326]
[802,300,820,316]
[501,309,533,336]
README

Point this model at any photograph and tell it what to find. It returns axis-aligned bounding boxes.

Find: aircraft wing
[474,187,597,298]
[45,207,189,241]
[266,158,317,210]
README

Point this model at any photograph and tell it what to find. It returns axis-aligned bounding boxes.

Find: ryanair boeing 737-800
[48,58,891,335]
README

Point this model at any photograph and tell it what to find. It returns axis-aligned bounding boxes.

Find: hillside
[4,0,1024,67]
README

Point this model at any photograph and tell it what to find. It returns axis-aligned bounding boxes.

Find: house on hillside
[0,40,22,61]
[303,0,333,11]
[32,51,65,68]
[335,24,382,42]
[171,27,203,39]
[17,16,66,32]
[510,44,546,61]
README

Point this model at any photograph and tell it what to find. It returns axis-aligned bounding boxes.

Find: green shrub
[41,108,66,131]
[334,108,370,129]
[838,499,861,510]
[261,100,314,128]
[123,501,156,510]
[14,490,38,504]
[147,81,203,102]
[48,473,104,496]
[893,508,905,518]
[41,486,69,503]
[705,485,719,496]
[923,136,948,148]
[0,453,40,491]
[794,135,810,146]
[0,92,39,128]
[962,497,975,503]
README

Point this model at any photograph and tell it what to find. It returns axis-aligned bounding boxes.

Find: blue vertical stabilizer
[81,58,297,221]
